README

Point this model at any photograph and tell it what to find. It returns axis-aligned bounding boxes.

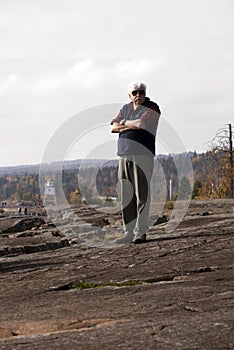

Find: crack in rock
[0,319,124,340]
[50,266,216,291]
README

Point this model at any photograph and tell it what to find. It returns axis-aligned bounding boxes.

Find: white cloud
[0,0,234,165]
[23,59,105,95]
[0,74,22,95]
[13,59,104,96]
[2,57,162,98]
[114,57,161,80]
[66,59,105,89]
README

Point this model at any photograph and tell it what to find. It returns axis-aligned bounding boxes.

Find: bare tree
[209,124,234,198]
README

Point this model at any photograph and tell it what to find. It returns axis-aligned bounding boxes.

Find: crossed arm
[111,118,146,133]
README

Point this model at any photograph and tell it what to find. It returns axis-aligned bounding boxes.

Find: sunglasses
[131,90,145,96]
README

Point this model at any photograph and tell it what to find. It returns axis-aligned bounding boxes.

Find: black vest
[117,98,160,157]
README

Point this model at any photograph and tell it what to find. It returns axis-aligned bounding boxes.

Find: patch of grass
[85,231,123,242]
[164,200,175,210]
[73,280,142,289]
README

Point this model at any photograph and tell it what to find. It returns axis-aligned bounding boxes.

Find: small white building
[44,179,57,205]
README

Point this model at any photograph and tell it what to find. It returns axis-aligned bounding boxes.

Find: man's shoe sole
[133,237,146,244]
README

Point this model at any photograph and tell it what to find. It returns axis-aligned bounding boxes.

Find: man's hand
[111,119,146,133]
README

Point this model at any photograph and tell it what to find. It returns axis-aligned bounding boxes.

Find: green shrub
[164,201,174,210]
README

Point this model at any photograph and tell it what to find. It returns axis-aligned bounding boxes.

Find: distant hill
[0,159,118,176]
[0,153,195,176]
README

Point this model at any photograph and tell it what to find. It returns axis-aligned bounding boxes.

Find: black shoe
[133,234,146,244]
[115,233,134,244]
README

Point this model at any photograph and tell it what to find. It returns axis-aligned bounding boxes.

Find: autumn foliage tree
[192,124,233,199]
[69,189,82,205]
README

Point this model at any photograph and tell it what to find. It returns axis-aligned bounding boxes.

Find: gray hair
[128,81,147,93]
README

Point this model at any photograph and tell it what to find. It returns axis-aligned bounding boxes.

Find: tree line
[0,150,233,206]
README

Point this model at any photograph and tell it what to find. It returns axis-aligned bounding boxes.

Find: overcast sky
[0,0,233,166]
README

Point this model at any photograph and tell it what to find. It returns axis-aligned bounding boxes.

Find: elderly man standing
[111,81,161,244]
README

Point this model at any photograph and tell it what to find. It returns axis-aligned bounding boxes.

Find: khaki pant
[118,155,154,239]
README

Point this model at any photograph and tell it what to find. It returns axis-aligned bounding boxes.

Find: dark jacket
[111,97,161,156]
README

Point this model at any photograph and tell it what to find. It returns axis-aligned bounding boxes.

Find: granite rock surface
[0,199,233,349]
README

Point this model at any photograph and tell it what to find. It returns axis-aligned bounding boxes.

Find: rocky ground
[0,199,233,349]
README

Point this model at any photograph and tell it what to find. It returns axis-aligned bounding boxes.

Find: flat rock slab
[0,200,233,349]
[0,217,46,233]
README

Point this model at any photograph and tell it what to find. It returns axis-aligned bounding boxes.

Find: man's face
[129,88,146,106]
